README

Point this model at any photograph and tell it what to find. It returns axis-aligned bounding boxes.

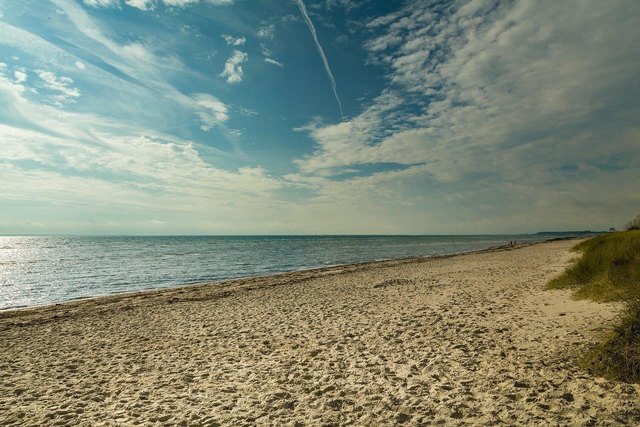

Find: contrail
[296,0,344,120]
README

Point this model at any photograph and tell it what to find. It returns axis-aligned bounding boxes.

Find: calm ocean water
[0,234,564,310]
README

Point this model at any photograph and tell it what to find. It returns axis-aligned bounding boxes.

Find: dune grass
[548,231,640,382]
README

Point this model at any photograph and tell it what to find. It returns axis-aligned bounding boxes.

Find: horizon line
[0,231,604,238]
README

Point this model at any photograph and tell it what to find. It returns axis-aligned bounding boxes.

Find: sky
[0,0,638,235]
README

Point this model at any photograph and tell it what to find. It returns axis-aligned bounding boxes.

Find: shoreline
[3,238,637,425]
[0,239,547,317]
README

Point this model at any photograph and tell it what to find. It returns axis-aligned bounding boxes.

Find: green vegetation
[548,230,640,382]
[548,231,640,302]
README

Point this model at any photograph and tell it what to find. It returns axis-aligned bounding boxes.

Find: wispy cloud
[37,70,81,105]
[2,0,638,234]
[264,58,283,68]
[295,0,344,120]
[52,0,173,77]
[220,50,248,84]
[257,24,275,40]
[291,0,640,231]
[43,0,245,135]
[0,69,281,233]
[124,0,155,10]
[324,0,360,12]
[83,0,119,7]
[222,34,246,46]
[193,93,229,131]
[84,0,234,10]
[256,24,277,64]
[163,0,233,6]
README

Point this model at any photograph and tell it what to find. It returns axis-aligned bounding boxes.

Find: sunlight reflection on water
[0,234,549,309]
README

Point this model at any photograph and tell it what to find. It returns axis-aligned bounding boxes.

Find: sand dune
[1,239,638,425]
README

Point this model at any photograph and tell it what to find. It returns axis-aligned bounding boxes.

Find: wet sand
[1,239,638,425]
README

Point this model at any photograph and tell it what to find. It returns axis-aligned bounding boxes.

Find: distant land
[536,230,605,236]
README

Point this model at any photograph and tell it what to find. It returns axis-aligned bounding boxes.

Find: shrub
[548,231,640,382]
[627,214,640,231]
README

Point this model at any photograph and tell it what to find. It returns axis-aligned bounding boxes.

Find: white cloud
[162,0,197,5]
[193,93,229,131]
[257,24,275,40]
[220,50,248,84]
[205,0,233,5]
[222,34,246,46]
[324,0,360,11]
[81,0,233,8]
[1,2,243,158]
[2,0,638,234]
[298,0,640,179]
[364,33,401,53]
[294,91,404,174]
[260,44,271,58]
[83,0,120,7]
[0,19,161,119]
[0,127,280,205]
[37,70,81,105]
[52,0,165,73]
[0,72,281,234]
[264,58,283,67]
[13,70,27,84]
[163,0,233,6]
[289,0,640,231]
[237,106,257,116]
[125,0,155,10]
[257,24,276,63]
[49,0,214,118]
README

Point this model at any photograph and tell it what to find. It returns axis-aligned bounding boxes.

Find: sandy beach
[1,239,638,426]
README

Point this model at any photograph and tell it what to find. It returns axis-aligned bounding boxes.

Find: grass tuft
[547,230,640,382]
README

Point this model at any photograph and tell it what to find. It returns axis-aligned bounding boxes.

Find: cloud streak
[295,0,344,120]
[264,58,283,67]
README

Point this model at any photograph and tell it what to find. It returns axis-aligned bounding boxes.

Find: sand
[1,239,638,426]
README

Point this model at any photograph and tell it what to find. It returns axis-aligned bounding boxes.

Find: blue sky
[0,0,639,234]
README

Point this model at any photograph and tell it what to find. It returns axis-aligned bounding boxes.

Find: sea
[0,234,576,310]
